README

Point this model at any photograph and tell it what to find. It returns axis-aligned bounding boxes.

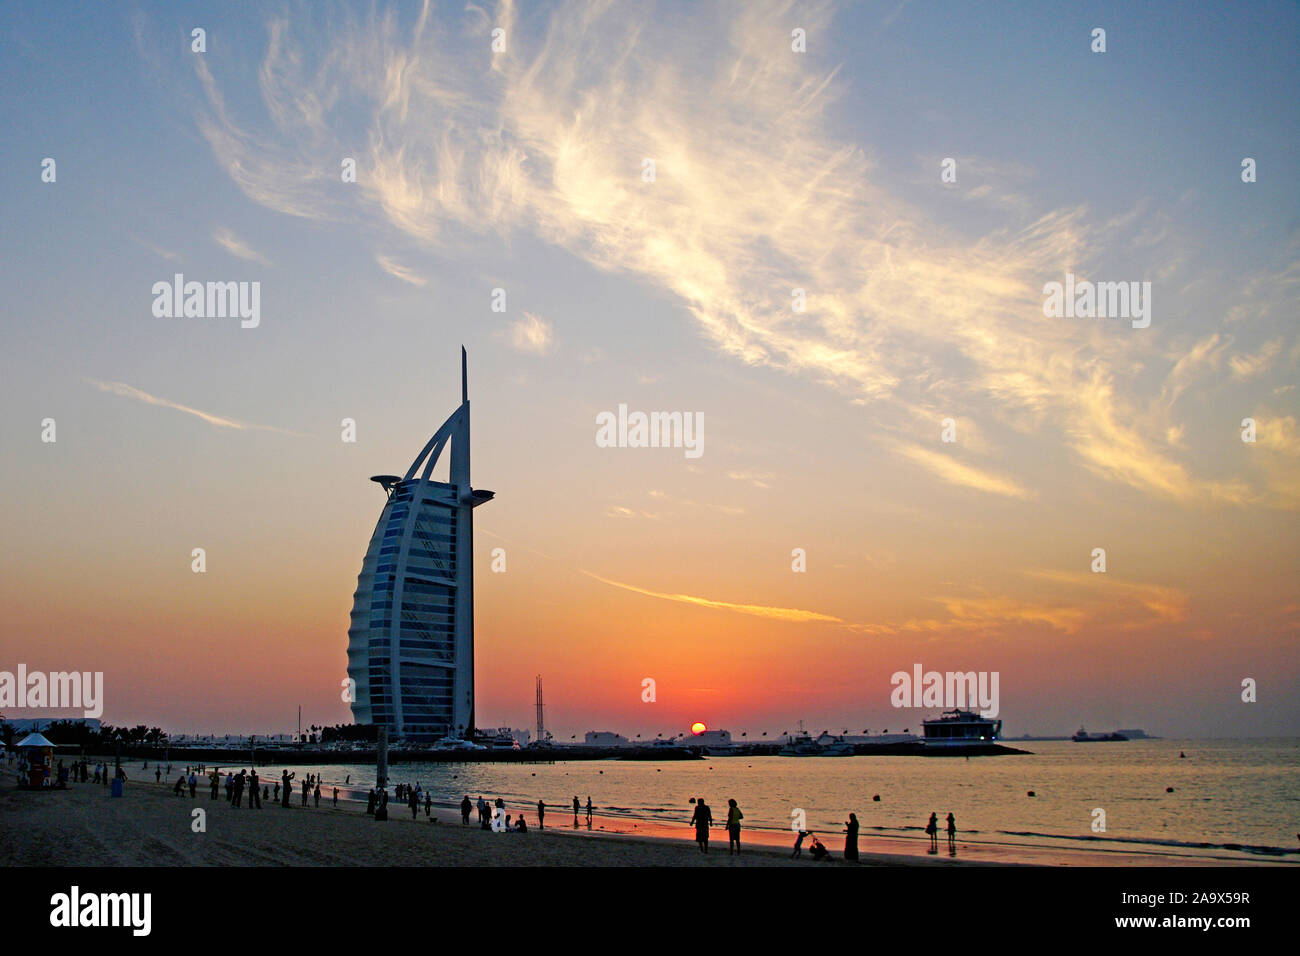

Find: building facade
[346,350,493,742]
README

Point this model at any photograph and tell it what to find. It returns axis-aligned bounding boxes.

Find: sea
[176,737,1299,864]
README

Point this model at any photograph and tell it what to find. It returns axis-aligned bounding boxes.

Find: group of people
[686,797,865,862]
[458,794,530,832]
[924,812,958,851]
[688,797,746,855]
[155,764,340,813]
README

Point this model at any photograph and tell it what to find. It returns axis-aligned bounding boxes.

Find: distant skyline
[1,1,1296,739]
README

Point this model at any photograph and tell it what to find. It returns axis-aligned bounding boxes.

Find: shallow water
[156,737,1299,862]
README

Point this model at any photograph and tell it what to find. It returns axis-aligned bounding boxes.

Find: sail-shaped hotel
[346,349,493,742]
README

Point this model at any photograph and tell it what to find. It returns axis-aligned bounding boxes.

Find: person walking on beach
[572,795,580,827]
[155,767,162,784]
[424,792,431,818]
[945,812,956,850]
[281,770,294,808]
[585,795,594,827]
[188,771,197,798]
[689,796,713,853]
[726,799,743,855]
[333,787,339,808]
[460,795,472,825]
[844,813,859,862]
[791,829,810,858]
[210,769,219,799]
[537,799,545,829]
[301,779,310,807]
[366,788,376,816]
[925,812,939,851]
[232,772,244,809]
[314,784,321,808]
[408,786,418,819]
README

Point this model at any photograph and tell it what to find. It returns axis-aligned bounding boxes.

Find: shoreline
[3,765,1289,867]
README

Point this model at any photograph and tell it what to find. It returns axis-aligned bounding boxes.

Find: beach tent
[16,733,55,788]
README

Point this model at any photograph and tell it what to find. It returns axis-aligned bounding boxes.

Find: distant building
[688,729,734,749]
[346,350,493,743]
[584,731,630,748]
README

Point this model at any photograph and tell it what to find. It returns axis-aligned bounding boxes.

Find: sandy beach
[4,763,1283,867]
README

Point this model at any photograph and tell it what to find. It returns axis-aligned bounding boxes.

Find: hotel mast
[346,348,493,742]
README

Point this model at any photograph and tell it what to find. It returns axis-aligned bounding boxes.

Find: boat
[819,737,855,756]
[921,709,1003,748]
[1071,727,1128,742]
[779,723,822,756]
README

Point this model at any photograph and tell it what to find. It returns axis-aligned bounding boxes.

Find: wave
[994,829,1298,857]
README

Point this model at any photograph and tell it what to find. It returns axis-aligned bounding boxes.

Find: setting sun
[690,722,707,735]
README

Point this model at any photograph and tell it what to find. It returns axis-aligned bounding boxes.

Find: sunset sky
[1,1,1296,739]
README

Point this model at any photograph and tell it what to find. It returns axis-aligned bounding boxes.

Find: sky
[0,0,1296,739]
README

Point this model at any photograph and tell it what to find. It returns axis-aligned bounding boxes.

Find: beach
[4,762,1287,867]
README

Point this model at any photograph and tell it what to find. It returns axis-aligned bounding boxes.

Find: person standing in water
[585,795,594,826]
[726,799,743,855]
[844,813,859,862]
[572,795,580,827]
[925,812,939,851]
[945,812,956,850]
[537,799,545,829]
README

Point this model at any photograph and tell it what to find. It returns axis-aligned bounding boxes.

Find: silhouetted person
[726,798,743,855]
[572,795,580,827]
[366,788,377,815]
[925,812,939,851]
[946,812,956,849]
[809,836,831,862]
[461,795,472,825]
[537,799,545,829]
[792,829,810,858]
[844,813,859,862]
[690,796,712,853]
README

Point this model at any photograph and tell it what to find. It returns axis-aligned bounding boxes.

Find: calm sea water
[179,738,1299,861]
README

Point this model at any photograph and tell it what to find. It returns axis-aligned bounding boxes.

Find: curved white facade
[346,350,492,741]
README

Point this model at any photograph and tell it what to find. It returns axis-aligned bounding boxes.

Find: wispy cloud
[892,442,1032,499]
[129,233,181,262]
[187,0,1299,509]
[581,570,843,623]
[86,379,306,436]
[213,227,272,266]
[374,253,428,286]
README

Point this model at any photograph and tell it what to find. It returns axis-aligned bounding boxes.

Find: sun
[690,721,707,735]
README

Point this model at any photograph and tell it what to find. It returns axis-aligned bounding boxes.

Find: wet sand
[0,767,1270,867]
